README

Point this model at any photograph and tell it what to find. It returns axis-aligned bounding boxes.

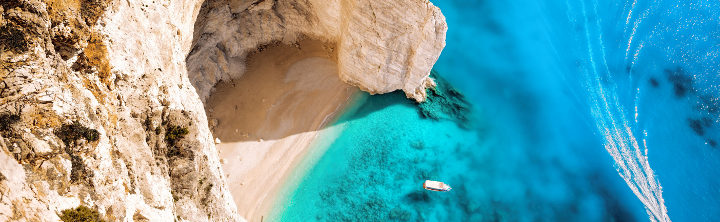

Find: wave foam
[578,0,671,221]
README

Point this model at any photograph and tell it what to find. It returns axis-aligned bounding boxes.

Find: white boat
[423,180,452,192]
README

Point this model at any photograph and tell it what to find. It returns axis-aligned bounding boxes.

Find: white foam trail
[580,0,670,221]
[634,87,640,123]
[625,4,655,62]
[632,41,645,68]
[625,0,638,28]
[625,9,643,60]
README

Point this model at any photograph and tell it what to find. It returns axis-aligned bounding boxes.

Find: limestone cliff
[0,0,446,221]
[0,0,240,221]
[187,0,446,102]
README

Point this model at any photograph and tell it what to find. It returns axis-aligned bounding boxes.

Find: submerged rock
[666,67,693,98]
[416,70,472,128]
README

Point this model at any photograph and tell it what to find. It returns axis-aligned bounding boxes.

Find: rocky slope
[0,0,241,221]
[0,0,446,221]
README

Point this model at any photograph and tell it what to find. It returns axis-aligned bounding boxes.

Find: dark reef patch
[688,118,705,136]
[405,191,431,203]
[416,70,471,128]
[701,117,713,127]
[707,139,717,148]
[649,77,659,87]
[665,67,693,98]
[697,95,720,114]
[593,176,637,222]
[656,66,720,147]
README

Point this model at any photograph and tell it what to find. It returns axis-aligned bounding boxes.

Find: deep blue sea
[273,0,720,221]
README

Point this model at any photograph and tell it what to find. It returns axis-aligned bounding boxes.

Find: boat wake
[576,0,670,221]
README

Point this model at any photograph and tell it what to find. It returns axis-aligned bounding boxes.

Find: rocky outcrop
[0,0,445,221]
[187,0,446,102]
[0,0,240,221]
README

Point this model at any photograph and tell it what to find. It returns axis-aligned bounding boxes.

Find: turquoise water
[275,0,720,221]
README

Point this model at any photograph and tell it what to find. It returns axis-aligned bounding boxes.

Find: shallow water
[274,0,720,221]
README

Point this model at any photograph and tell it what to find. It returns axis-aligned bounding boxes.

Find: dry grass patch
[82,33,110,80]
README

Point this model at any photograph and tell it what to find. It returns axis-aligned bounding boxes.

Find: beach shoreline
[265,91,369,221]
[205,39,357,221]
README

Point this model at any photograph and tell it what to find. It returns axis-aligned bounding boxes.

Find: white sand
[206,40,356,221]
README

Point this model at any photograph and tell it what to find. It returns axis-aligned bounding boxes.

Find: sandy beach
[205,39,357,221]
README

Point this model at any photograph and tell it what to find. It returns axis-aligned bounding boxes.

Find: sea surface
[272,0,720,221]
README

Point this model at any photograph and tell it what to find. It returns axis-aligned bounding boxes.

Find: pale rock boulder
[337,0,445,101]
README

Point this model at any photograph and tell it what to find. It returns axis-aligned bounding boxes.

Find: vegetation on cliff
[0,25,29,53]
[0,113,20,131]
[55,122,100,146]
[59,205,104,222]
[164,125,189,147]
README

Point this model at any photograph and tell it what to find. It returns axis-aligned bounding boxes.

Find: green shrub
[80,0,110,25]
[0,113,20,131]
[164,125,188,147]
[0,0,25,10]
[55,122,100,146]
[59,205,104,222]
[69,154,91,183]
[0,25,29,53]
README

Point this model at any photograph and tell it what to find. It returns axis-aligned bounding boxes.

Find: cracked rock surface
[0,0,445,221]
[187,0,446,102]
[0,0,239,221]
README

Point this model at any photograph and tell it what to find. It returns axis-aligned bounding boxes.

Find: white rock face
[337,1,445,101]
[187,0,447,102]
[0,0,445,221]
[0,0,241,221]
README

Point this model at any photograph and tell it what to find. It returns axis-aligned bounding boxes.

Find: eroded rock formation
[0,0,446,221]
[0,0,239,221]
[187,0,446,102]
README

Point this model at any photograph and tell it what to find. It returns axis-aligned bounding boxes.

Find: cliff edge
[187,0,446,102]
[0,0,446,221]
